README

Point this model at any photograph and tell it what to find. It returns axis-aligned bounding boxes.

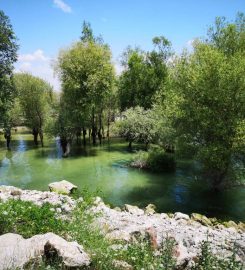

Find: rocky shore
[0,184,244,269]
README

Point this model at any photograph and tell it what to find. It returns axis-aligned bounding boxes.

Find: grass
[0,199,67,238]
[0,195,244,269]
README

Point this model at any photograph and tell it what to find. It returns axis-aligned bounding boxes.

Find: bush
[131,146,176,172]
[195,240,243,270]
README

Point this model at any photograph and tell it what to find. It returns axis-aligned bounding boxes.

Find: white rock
[124,204,144,215]
[174,212,190,221]
[48,180,77,195]
[0,233,90,270]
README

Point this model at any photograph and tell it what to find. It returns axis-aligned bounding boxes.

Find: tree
[118,36,171,110]
[207,12,245,56]
[14,73,54,147]
[56,33,115,148]
[165,41,245,189]
[115,106,157,149]
[0,10,18,149]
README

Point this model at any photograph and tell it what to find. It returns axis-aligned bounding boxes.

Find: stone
[10,188,22,196]
[174,212,190,221]
[124,204,144,215]
[191,213,212,226]
[145,204,156,215]
[223,220,238,230]
[48,180,77,195]
[0,233,91,270]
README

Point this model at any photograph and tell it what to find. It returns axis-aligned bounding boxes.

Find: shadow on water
[119,165,245,222]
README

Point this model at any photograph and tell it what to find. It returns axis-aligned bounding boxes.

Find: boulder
[191,213,212,226]
[223,220,238,230]
[0,233,91,270]
[124,204,144,215]
[145,204,156,215]
[48,180,77,195]
[174,212,190,221]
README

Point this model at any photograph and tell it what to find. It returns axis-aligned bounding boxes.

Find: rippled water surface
[0,131,244,221]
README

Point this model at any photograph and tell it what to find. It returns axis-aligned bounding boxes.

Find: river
[0,130,244,222]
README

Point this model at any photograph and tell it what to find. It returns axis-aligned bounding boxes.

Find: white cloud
[53,0,72,13]
[18,49,49,62]
[15,50,61,91]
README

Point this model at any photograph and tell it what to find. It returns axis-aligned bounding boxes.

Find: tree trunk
[33,128,39,146]
[76,127,82,145]
[82,128,86,146]
[4,129,11,150]
[60,137,70,157]
[107,110,110,140]
[98,111,102,145]
[39,129,44,147]
[91,107,97,145]
[128,141,132,148]
[88,129,91,143]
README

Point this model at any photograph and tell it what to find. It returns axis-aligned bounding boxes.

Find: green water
[0,132,244,221]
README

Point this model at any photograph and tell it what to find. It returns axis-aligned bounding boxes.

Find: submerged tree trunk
[128,141,132,148]
[210,170,227,191]
[98,111,102,145]
[39,129,44,147]
[4,129,11,150]
[60,137,70,157]
[107,109,111,140]
[76,128,82,145]
[91,107,97,145]
[88,129,91,143]
[82,128,86,146]
[32,128,39,146]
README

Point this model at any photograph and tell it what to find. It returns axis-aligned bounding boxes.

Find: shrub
[131,146,176,172]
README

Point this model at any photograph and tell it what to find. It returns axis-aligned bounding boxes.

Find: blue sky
[0,0,244,90]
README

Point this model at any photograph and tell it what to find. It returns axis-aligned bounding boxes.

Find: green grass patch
[0,199,67,238]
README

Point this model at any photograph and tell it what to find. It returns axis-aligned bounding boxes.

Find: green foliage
[148,147,176,172]
[0,10,18,128]
[159,237,177,269]
[195,240,243,270]
[131,146,176,172]
[55,34,115,145]
[118,37,171,110]
[0,199,66,238]
[115,106,157,147]
[14,73,54,130]
[160,24,245,187]
[0,10,18,75]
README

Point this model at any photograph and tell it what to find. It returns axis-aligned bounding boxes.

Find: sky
[0,0,244,91]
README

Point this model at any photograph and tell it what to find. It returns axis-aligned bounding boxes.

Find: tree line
[0,11,244,189]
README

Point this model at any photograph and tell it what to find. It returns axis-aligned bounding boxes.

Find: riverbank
[0,184,244,269]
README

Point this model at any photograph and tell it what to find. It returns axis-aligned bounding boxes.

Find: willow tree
[14,73,54,147]
[0,10,18,149]
[163,17,245,189]
[56,37,115,147]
